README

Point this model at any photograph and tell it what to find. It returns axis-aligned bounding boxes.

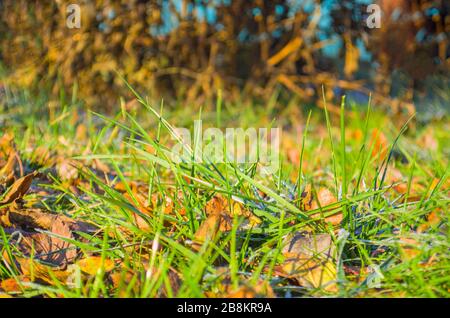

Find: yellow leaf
[281,233,337,292]
[77,256,115,275]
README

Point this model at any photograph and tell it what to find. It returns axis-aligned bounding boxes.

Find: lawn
[0,85,449,298]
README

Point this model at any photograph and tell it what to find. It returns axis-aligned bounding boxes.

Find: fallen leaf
[0,171,38,206]
[30,146,52,166]
[15,217,77,266]
[192,195,261,250]
[14,257,71,285]
[8,203,97,234]
[0,276,30,293]
[299,184,314,211]
[193,211,232,250]
[0,132,14,154]
[418,128,438,151]
[346,128,363,142]
[310,188,342,225]
[0,207,11,227]
[78,256,115,275]
[0,150,17,184]
[300,186,342,225]
[281,232,337,292]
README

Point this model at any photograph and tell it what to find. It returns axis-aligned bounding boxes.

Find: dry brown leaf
[92,158,110,174]
[78,256,115,275]
[75,124,87,141]
[346,128,364,142]
[281,232,337,292]
[15,257,71,285]
[0,171,38,206]
[393,177,439,202]
[15,218,77,266]
[418,128,438,151]
[6,204,96,267]
[8,204,97,234]
[31,146,52,166]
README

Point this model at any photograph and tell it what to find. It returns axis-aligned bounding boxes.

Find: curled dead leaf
[0,171,38,206]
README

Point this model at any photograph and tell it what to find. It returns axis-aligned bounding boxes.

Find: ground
[0,87,449,298]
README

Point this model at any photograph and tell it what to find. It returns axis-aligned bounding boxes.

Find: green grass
[0,85,449,298]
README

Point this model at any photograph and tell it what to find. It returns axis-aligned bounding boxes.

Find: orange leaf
[311,188,342,225]
[369,128,389,161]
[0,276,30,293]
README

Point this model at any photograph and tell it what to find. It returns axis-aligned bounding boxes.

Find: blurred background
[0,0,449,119]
